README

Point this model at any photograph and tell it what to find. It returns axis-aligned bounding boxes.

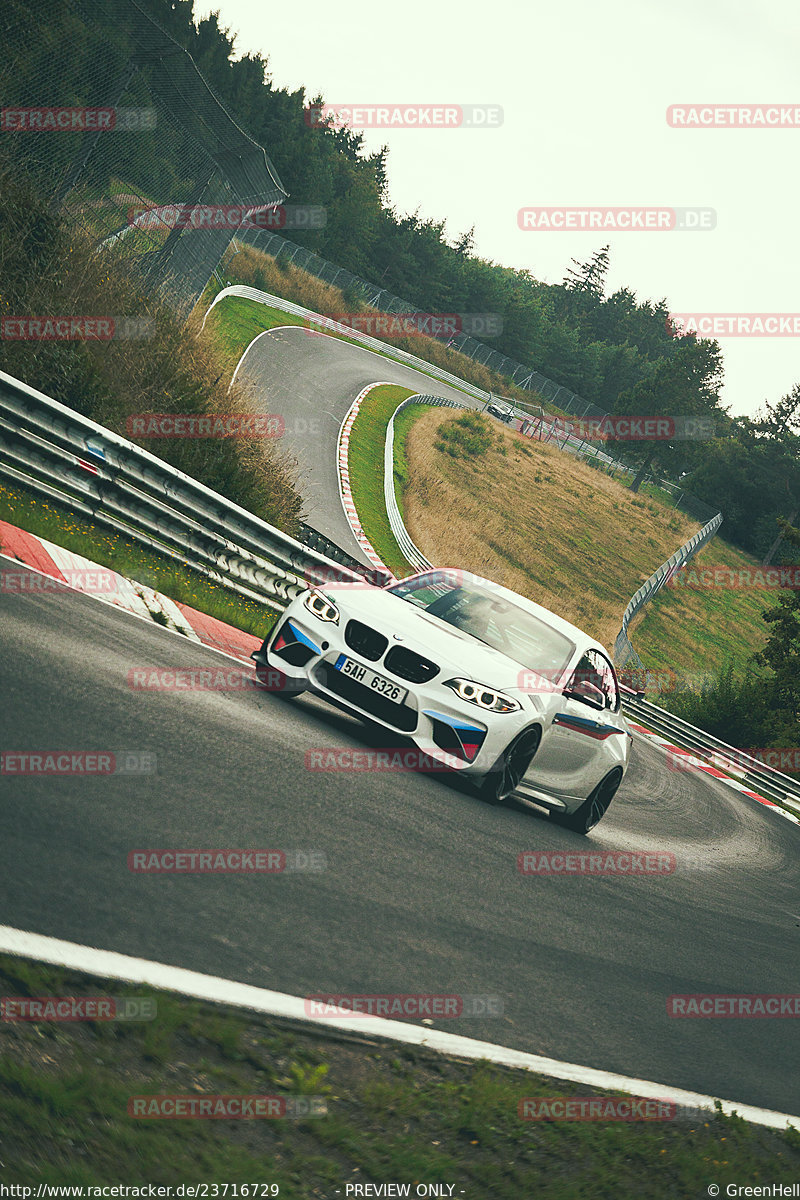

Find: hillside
[399,408,777,669]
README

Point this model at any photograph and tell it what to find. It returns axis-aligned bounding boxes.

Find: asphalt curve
[235,326,481,566]
[2,584,799,1114]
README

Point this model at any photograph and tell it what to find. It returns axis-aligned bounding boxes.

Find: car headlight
[443,678,520,713]
[303,589,340,624]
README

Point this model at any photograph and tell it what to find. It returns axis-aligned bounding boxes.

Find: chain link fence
[235,228,719,526]
[0,0,286,315]
[237,228,612,419]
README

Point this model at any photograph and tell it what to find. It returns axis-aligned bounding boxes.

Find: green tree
[754,520,800,719]
[611,338,725,492]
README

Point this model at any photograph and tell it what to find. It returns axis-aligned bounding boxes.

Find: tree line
[3,0,799,564]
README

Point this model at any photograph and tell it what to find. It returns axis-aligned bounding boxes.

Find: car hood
[326,583,560,697]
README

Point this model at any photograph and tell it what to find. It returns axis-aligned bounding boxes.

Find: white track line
[0,926,797,1131]
[5,548,799,1128]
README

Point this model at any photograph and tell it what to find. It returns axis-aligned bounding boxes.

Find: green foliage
[6,0,710,416]
[7,0,800,565]
[0,154,303,535]
[659,521,800,766]
[660,663,775,744]
[753,521,800,717]
[683,397,800,560]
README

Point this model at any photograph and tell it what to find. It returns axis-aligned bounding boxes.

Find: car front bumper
[260,610,534,778]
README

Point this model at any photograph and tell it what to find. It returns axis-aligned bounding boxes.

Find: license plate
[334,654,408,704]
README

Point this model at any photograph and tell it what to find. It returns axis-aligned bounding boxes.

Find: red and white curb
[628,721,800,826]
[336,382,398,580]
[0,519,262,664]
[5,518,796,830]
[0,924,797,1132]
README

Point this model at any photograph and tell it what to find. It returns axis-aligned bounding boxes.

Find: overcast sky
[199,0,800,418]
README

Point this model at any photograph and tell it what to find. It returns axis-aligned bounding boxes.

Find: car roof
[395,568,607,656]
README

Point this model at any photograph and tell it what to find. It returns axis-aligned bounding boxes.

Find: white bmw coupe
[252,569,632,833]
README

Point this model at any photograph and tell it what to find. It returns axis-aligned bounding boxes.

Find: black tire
[553,767,623,835]
[478,726,542,806]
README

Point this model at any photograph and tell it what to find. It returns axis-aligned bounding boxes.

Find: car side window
[568,650,620,713]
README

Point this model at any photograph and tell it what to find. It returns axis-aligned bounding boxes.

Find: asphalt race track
[3,584,799,1114]
[235,326,481,565]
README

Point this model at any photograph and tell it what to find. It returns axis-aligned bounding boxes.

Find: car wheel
[478,726,542,806]
[554,767,623,835]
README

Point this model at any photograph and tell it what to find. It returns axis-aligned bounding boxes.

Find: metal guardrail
[0,369,369,611]
[210,285,719,528]
[234,227,615,415]
[3,368,794,820]
[297,521,372,576]
[614,512,723,667]
[623,695,800,817]
[383,395,468,572]
[383,396,797,820]
[204,285,491,407]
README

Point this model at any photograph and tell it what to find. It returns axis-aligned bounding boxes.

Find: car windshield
[388,570,575,675]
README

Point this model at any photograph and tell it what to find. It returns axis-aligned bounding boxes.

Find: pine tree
[563,245,610,297]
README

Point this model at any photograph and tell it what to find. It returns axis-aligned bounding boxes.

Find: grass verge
[345,384,418,578]
[202,242,532,405]
[392,401,431,510]
[0,481,279,642]
[204,296,310,371]
[629,535,781,680]
[2,955,798,1193]
[202,288,482,409]
[396,408,783,680]
[399,408,699,651]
